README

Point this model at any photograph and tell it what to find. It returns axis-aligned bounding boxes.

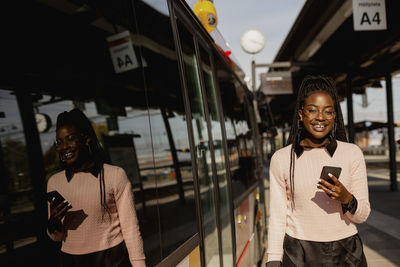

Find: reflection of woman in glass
[47,109,145,267]
[266,76,370,266]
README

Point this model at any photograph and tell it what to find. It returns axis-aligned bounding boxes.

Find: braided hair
[286,75,348,207]
[56,108,109,217]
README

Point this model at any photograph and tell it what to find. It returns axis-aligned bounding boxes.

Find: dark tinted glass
[198,45,233,265]
[0,1,198,266]
[134,0,198,263]
[214,59,258,200]
[0,89,36,254]
[176,20,220,266]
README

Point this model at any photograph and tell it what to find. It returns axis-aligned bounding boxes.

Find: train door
[196,43,235,267]
[175,21,222,266]
[170,3,237,266]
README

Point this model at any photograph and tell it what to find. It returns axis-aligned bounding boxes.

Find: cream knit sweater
[267,141,370,262]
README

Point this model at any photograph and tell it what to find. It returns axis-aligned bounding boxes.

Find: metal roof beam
[298,0,352,61]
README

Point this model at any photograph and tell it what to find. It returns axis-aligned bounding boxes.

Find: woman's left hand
[317,173,353,204]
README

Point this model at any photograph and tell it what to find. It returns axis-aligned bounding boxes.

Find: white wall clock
[241,29,265,55]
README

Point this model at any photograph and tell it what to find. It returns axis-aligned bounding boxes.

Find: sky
[213,0,306,87]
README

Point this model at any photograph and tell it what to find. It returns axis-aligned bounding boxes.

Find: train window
[215,61,258,201]
[0,89,36,254]
[18,1,182,265]
[176,21,221,266]
[198,45,234,266]
[133,0,198,263]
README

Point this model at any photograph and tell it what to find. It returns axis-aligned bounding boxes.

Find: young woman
[266,75,370,266]
[47,109,145,267]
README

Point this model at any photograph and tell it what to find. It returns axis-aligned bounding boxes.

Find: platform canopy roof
[262,0,400,127]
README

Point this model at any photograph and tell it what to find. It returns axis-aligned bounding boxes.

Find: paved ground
[262,157,400,266]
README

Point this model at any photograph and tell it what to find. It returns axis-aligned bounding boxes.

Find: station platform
[262,156,400,266]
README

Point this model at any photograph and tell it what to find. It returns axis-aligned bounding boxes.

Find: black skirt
[281,233,367,267]
[61,241,132,267]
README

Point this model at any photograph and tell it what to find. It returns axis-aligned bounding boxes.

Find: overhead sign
[107,31,139,73]
[352,0,387,31]
[259,72,293,95]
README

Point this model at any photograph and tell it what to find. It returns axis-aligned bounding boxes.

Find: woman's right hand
[48,200,71,233]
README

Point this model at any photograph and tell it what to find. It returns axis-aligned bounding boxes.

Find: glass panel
[1,1,199,266]
[133,0,198,262]
[231,99,257,198]
[176,21,220,266]
[198,46,233,266]
[215,60,257,201]
[23,1,160,265]
[0,89,36,255]
[0,90,32,213]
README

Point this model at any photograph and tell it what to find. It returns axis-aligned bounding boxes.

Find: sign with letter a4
[107,31,139,73]
[352,0,387,31]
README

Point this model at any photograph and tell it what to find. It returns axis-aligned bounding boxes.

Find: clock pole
[251,56,256,92]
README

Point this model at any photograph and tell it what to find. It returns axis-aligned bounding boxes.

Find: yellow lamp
[194,0,218,33]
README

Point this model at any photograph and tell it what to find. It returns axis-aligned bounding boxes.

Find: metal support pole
[0,139,13,252]
[346,76,355,143]
[251,59,262,123]
[15,89,47,243]
[385,74,398,191]
[251,59,256,92]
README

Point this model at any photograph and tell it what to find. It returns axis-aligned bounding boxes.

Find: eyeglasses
[302,108,336,120]
[54,133,82,150]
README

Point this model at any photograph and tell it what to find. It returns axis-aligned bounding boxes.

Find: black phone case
[46,190,69,207]
[320,166,342,185]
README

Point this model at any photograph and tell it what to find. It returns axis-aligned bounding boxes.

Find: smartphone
[46,190,72,208]
[320,166,342,185]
